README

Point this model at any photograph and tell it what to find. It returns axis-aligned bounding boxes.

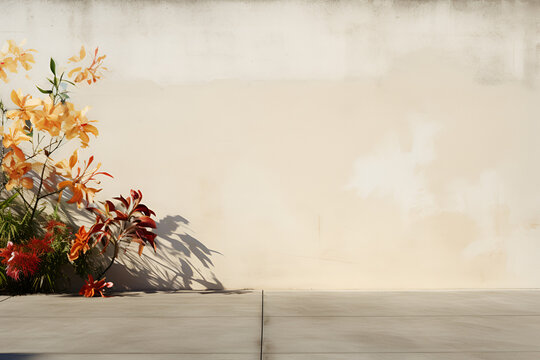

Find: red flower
[45,220,66,234]
[0,241,15,264]
[79,274,113,297]
[0,242,41,280]
[26,237,53,255]
[0,238,51,281]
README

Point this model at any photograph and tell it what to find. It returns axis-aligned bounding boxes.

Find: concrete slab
[1,316,260,354]
[263,353,540,360]
[263,315,540,353]
[264,290,540,317]
[0,291,262,355]
[0,290,261,317]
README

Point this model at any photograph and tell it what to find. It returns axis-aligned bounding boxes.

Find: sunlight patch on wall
[346,117,440,216]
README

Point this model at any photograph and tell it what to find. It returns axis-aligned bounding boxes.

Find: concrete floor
[1,290,540,359]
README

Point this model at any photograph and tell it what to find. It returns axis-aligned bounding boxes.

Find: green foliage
[0,194,37,247]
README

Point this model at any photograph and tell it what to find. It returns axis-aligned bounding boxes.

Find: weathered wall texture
[1,0,540,289]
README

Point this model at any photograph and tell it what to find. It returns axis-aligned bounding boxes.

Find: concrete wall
[1,0,540,289]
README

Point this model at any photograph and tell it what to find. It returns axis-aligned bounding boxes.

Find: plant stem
[97,243,118,279]
[29,157,48,221]
[37,188,62,201]
[0,105,5,188]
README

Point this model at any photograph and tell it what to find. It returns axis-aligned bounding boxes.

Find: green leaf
[0,193,18,210]
[36,86,52,94]
[24,119,33,137]
[50,58,56,75]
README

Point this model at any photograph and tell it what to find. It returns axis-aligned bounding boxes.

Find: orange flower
[1,121,33,190]
[1,151,33,190]
[60,102,98,148]
[3,120,31,152]
[56,152,112,208]
[54,150,78,178]
[79,274,113,297]
[6,90,41,122]
[0,57,16,82]
[68,46,107,85]
[32,99,63,136]
[4,40,36,71]
[68,226,91,261]
[0,40,36,82]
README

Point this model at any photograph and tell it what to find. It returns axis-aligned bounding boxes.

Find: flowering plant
[0,40,157,296]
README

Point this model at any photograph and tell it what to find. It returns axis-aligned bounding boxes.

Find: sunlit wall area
[1,0,540,289]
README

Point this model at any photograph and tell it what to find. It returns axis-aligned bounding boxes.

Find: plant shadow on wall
[105,215,224,291]
[52,199,224,292]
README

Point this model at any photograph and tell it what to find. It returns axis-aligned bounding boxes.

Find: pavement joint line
[0,296,12,303]
[260,289,264,360]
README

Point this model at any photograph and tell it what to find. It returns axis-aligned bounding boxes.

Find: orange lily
[0,57,16,82]
[2,151,33,191]
[0,40,36,82]
[56,152,112,208]
[6,90,41,122]
[2,122,31,161]
[4,40,36,71]
[32,99,63,136]
[79,274,113,297]
[60,102,99,148]
[68,225,92,261]
[68,46,107,84]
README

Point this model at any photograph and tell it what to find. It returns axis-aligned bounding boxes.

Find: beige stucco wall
[1,0,540,289]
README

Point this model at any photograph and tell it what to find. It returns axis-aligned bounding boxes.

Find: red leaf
[136,216,156,229]
[113,211,128,221]
[135,228,157,248]
[113,195,129,209]
[105,200,116,212]
[130,189,140,200]
[134,204,155,216]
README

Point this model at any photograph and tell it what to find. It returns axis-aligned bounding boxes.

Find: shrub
[0,40,157,296]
